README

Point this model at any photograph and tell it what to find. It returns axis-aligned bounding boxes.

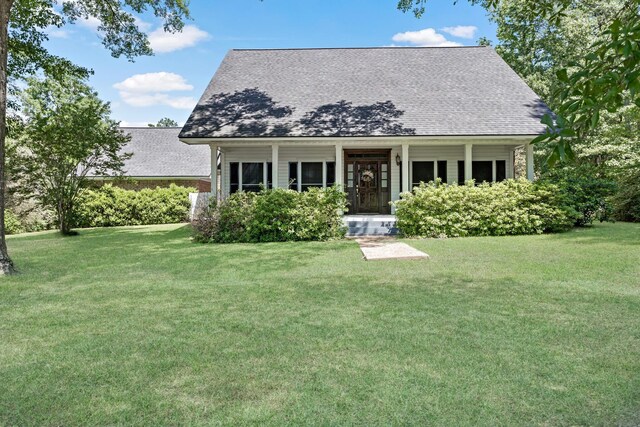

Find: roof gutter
[180,134,539,145]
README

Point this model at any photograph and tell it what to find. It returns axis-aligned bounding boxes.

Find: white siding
[390,146,401,202]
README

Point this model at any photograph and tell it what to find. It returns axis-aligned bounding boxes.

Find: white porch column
[210,145,218,198]
[464,143,473,182]
[271,144,279,188]
[219,150,225,198]
[401,143,409,192]
[526,143,535,181]
[335,143,343,187]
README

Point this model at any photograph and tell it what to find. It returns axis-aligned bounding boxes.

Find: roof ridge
[231,46,490,52]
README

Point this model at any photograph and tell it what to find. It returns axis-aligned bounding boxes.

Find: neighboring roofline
[180,134,539,145]
[231,46,490,52]
[118,127,183,129]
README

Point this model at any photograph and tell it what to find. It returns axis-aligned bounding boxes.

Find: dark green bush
[393,179,578,238]
[192,186,348,243]
[74,184,194,228]
[612,166,640,222]
[5,210,25,235]
[540,166,616,226]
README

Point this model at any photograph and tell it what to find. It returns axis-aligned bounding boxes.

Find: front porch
[207,138,536,215]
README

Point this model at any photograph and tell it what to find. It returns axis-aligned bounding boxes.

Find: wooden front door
[344,150,391,214]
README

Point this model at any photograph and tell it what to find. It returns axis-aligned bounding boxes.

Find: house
[90,127,211,192]
[179,47,548,215]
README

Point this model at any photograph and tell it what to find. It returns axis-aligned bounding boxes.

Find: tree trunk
[0,0,15,274]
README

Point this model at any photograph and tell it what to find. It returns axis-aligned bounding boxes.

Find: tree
[479,0,640,170]
[13,77,130,235]
[0,0,190,274]
[148,117,179,127]
[488,0,623,104]
[397,0,640,163]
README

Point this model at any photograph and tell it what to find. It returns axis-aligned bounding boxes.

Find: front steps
[344,215,399,237]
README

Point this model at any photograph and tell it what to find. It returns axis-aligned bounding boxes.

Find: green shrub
[393,179,578,238]
[612,166,640,222]
[74,184,194,228]
[192,186,348,243]
[17,214,54,233]
[5,210,25,235]
[540,166,616,226]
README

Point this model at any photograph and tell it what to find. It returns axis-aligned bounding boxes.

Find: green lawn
[1,223,639,426]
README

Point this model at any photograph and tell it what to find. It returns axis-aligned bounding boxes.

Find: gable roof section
[95,127,210,177]
[180,46,550,139]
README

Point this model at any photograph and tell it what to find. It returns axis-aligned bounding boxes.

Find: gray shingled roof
[180,47,550,139]
[96,127,210,177]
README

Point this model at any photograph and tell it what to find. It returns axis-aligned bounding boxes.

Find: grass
[1,222,639,426]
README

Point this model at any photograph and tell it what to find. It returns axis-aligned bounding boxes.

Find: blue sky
[44,0,495,126]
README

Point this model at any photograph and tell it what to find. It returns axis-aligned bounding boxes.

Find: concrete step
[348,228,399,237]
[343,215,399,237]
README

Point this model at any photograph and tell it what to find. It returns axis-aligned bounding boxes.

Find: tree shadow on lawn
[544,223,640,246]
[31,224,360,281]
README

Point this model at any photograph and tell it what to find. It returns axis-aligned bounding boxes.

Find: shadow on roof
[181,88,416,138]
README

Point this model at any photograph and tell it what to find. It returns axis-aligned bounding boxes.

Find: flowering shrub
[393,179,578,238]
[192,186,348,243]
[74,184,194,227]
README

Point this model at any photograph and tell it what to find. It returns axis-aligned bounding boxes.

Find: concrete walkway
[355,237,430,261]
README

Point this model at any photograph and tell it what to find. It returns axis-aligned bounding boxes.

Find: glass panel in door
[356,162,379,213]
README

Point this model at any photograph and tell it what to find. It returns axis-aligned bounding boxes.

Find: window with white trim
[288,162,297,190]
[289,162,336,191]
[411,161,447,187]
[411,161,435,188]
[301,162,323,191]
[495,160,506,181]
[229,162,272,193]
[288,161,336,191]
[457,160,508,184]
[472,161,493,183]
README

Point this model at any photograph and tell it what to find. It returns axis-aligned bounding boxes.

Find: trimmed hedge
[393,179,578,238]
[74,184,194,228]
[192,186,348,243]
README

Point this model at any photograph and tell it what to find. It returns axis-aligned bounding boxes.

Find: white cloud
[391,28,461,47]
[133,16,152,32]
[70,9,150,33]
[45,26,71,38]
[77,15,101,31]
[119,119,184,127]
[119,120,153,127]
[114,72,193,93]
[148,25,210,53]
[113,72,196,110]
[119,93,196,109]
[441,25,478,39]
